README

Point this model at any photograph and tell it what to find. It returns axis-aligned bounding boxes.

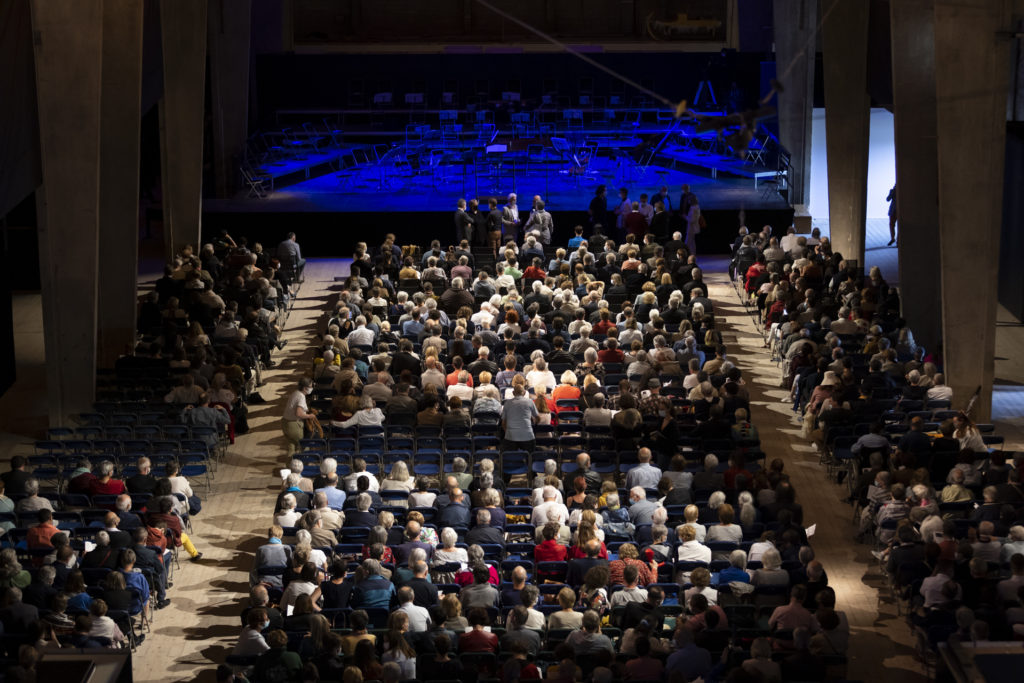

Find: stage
[207,103,794,253]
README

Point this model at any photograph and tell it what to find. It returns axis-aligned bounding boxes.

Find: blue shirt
[121,569,150,610]
[568,236,585,249]
[316,486,347,510]
[501,397,538,442]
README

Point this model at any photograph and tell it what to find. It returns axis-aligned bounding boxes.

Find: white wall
[808,107,896,220]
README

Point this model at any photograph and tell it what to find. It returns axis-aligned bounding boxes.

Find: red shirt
[523,266,546,280]
[567,542,608,560]
[459,629,498,653]
[598,349,624,364]
[88,478,127,497]
[446,370,474,387]
[593,320,615,335]
[534,540,568,563]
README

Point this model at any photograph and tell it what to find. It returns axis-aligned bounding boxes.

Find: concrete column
[890,0,942,352]
[97,0,144,368]
[821,0,869,267]
[934,0,1012,421]
[208,0,252,199]
[772,0,816,206]
[159,0,208,260]
[30,0,104,425]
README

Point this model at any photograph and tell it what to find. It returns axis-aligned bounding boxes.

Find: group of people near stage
[249,215,853,682]
[452,183,703,259]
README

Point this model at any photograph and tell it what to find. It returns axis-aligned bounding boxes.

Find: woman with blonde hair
[381,461,415,492]
[546,587,583,630]
[406,509,438,547]
[551,370,581,415]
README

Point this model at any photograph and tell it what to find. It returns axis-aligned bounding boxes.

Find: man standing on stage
[680,185,698,218]
[468,199,489,247]
[684,189,701,256]
[502,193,521,242]
[487,198,504,259]
[613,187,631,236]
[653,185,672,214]
[454,199,474,244]
[587,185,608,236]
[525,199,554,245]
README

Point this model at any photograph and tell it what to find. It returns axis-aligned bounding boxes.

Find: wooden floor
[701,259,926,682]
[0,253,1021,681]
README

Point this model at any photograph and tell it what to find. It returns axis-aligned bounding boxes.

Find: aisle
[700,256,926,682]
[132,258,350,683]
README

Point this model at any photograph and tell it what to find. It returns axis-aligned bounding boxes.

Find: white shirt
[283,390,309,421]
[677,540,712,563]
[347,326,376,347]
[927,385,953,401]
[399,602,432,632]
[610,586,648,607]
[531,500,570,527]
[168,475,193,499]
[525,370,556,391]
[625,463,663,490]
[343,471,380,493]
[531,487,564,507]
[447,384,475,402]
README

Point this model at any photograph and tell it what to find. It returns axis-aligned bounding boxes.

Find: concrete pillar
[821,0,869,267]
[159,0,208,260]
[30,0,104,425]
[772,0,816,206]
[890,0,942,352]
[934,0,1012,421]
[208,0,252,199]
[97,0,144,368]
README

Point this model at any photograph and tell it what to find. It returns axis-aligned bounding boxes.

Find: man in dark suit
[562,453,602,495]
[620,586,665,632]
[437,489,471,529]
[566,540,609,587]
[103,513,132,548]
[82,531,121,570]
[392,522,434,566]
[115,494,143,530]
[22,565,57,611]
[465,509,505,547]
[0,456,32,497]
[398,560,439,609]
[0,588,39,635]
[389,342,422,379]
[344,493,378,528]
[126,457,159,495]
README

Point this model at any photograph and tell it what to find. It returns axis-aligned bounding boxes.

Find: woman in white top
[683,567,718,607]
[408,478,437,508]
[381,461,415,492]
[675,525,711,563]
[473,370,501,401]
[682,505,706,542]
[748,531,776,564]
[274,493,302,527]
[525,358,557,392]
[294,529,328,572]
[88,599,126,647]
[279,563,319,615]
[335,395,385,429]
[431,527,470,581]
